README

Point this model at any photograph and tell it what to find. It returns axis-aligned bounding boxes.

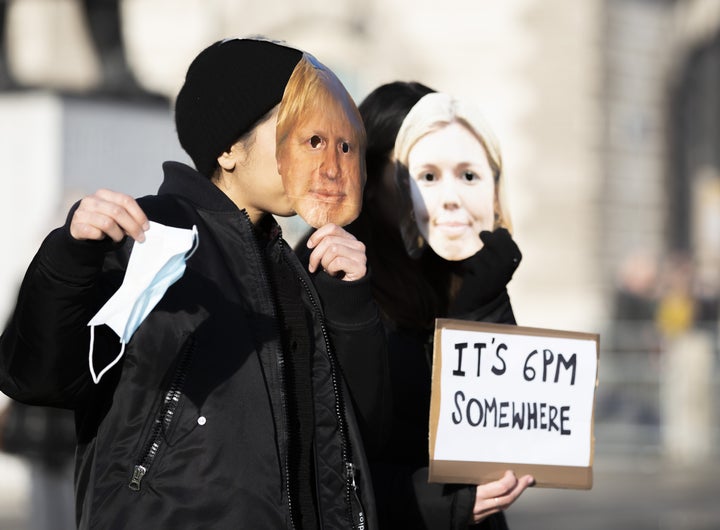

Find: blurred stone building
[2,0,718,334]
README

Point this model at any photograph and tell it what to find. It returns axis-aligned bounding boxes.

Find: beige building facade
[1,0,719,342]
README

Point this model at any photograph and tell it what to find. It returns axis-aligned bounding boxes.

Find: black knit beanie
[175,38,303,177]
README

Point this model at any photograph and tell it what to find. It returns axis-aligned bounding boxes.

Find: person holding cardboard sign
[344,83,534,529]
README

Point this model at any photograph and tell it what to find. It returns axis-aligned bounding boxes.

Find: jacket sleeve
[312,271,390,459]
[447,228,521,326]
[0,213,123,408]
[448,289,517,325]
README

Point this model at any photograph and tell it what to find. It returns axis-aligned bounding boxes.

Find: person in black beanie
[341,83,532,529]
[0,37,386,529]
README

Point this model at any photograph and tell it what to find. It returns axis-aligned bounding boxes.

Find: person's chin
[430,235,482,261]
[296,199,357,228]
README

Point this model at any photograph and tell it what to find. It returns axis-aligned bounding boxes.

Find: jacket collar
[159,161,283,241]
[159,161,239,213]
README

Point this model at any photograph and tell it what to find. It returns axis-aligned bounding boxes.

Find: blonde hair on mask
[276,54,367,163]
[394,92,511,232]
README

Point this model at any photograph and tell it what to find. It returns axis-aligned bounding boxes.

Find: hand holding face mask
[87,221,199,383]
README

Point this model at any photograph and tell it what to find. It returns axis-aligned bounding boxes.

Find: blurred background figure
[654,251,716,467]
[655,251,696,340]
[599,250,662,431]
[611,249,661,356]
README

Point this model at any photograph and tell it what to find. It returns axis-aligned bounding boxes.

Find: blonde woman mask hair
[394,92,511,260]
[276,54,366,228]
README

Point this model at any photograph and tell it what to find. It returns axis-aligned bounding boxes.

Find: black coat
[0,161,386,529]
[370,232,521,530]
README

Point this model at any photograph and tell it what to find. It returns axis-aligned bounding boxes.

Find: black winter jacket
[372,233,521,530]
[0,162,386,529]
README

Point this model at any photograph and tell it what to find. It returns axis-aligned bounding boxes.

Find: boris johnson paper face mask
[276,56,365,228]
[406,122,495,261]
[87,222,199,383]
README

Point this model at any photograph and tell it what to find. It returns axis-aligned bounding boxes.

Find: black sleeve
[448,228,521,325]
[449,289,517,325]
[0,208,124,408]
[312,270,390,459]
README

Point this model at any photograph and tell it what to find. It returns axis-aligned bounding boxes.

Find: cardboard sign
[429,319,599,489]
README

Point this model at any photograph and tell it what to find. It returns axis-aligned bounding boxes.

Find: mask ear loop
[88,325,126,384]
[185,225,199,260]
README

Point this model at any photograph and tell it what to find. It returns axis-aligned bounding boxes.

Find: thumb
[480,228,521,265]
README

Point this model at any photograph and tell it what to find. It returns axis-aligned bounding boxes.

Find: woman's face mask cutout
[407,122,495,261]
[276,60,365,228]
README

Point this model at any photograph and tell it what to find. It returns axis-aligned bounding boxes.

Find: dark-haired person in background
[346,82,533,529]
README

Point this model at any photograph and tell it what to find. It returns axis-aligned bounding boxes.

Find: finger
[479,230,494,244]
[306,224,345,272]
[321,254,366,282]
[71,191,148,242]
[308,241,366,280]
[94,189,149,241]
[471,473,534,524]
[471,471,519,521]
[475,470,519,500]
[95,189,149,226]
[311,237,366,261]
[493,474,534,510]
[307,233,365,274]
[71,204,128,242]
[306,223,347,249]
[470,495,502,524]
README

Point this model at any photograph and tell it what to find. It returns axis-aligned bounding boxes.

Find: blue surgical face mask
[87,222,199,383]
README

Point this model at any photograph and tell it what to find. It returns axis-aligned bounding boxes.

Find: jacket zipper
[128,334,196,492]
[346,462,366,530]
[244,213,295,530]
[284,239,363,528]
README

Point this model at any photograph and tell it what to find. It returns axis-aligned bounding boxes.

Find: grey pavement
[0,454,28,530]
[506,450,720,530]
[2,448,719,529]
